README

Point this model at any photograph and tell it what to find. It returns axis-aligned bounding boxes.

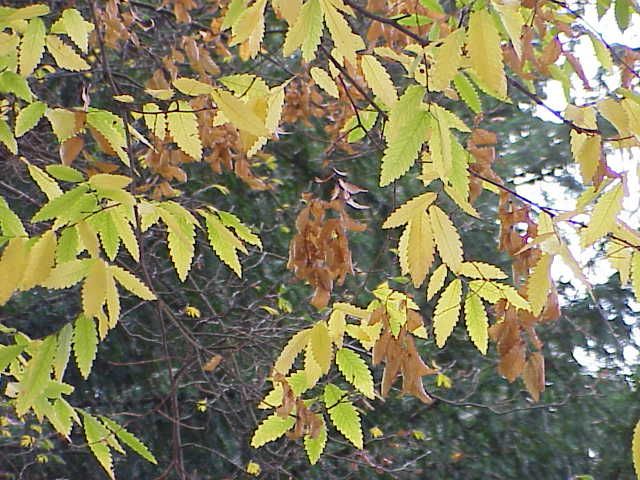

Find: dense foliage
[1,0,640,478]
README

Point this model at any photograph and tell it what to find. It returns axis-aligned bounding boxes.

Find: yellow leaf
[382,192,436,229]
[246,461,261,476]
[105,269,120,328]
[633,418,640,479]
[0,238,27,305]
[274,329,310,375]
[426,263,448,301]
[82,259,107,318]
[142,103,166,140]
[45,35,89,71]
[20,230,57,290]
[526,254,553,316]
[308,321,332,375]
[231,0,266,58]
[167,101,202,160]
[405,210,434,288]
[320,0,364,65]
[458,261,507,280]
[607,240,632,285]
[580,183,624,247]
[211,89,269,137]
[360,54,397,107]
[429,205,463,272]
[493,0,524,59]
[433,279,462,348]
[429,29,464,92]
[632,251,640,304]
[172,78,214,96]
[467,9,506,99]
[328,309,346,349]
[310,67,339,98]
[273,0,302,24]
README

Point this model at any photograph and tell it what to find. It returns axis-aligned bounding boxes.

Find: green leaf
[335,348,374,398]
[251,412,296,448]
[100,416,158,464]
[304,413,327,465]
[82,412,115,479]
[167,101,202,160]
[110,265,156,300]
[74,314,97,379]
[380,86,430,186]
[16,335,57,416]
[324,383,363,449]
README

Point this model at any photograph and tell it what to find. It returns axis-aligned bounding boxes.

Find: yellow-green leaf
[166,101,202,160]
[429,29,464,92]
[335,348,374,398]
[429,205,463,272]
[82,412,115,479]
[110,265,156,300]
[464,292,488,354]
[74,314,97,379]
[310,67,339,98]
[433,278,462,348]
[380,86,430,186]
[282,0,323,61]
[580,184,624,247]
[251,412,296,448]
[324,383,362,449]
[360,54,397,107]
[19,18,45,76]
[304,413,327,464]
[16,335,57,416]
